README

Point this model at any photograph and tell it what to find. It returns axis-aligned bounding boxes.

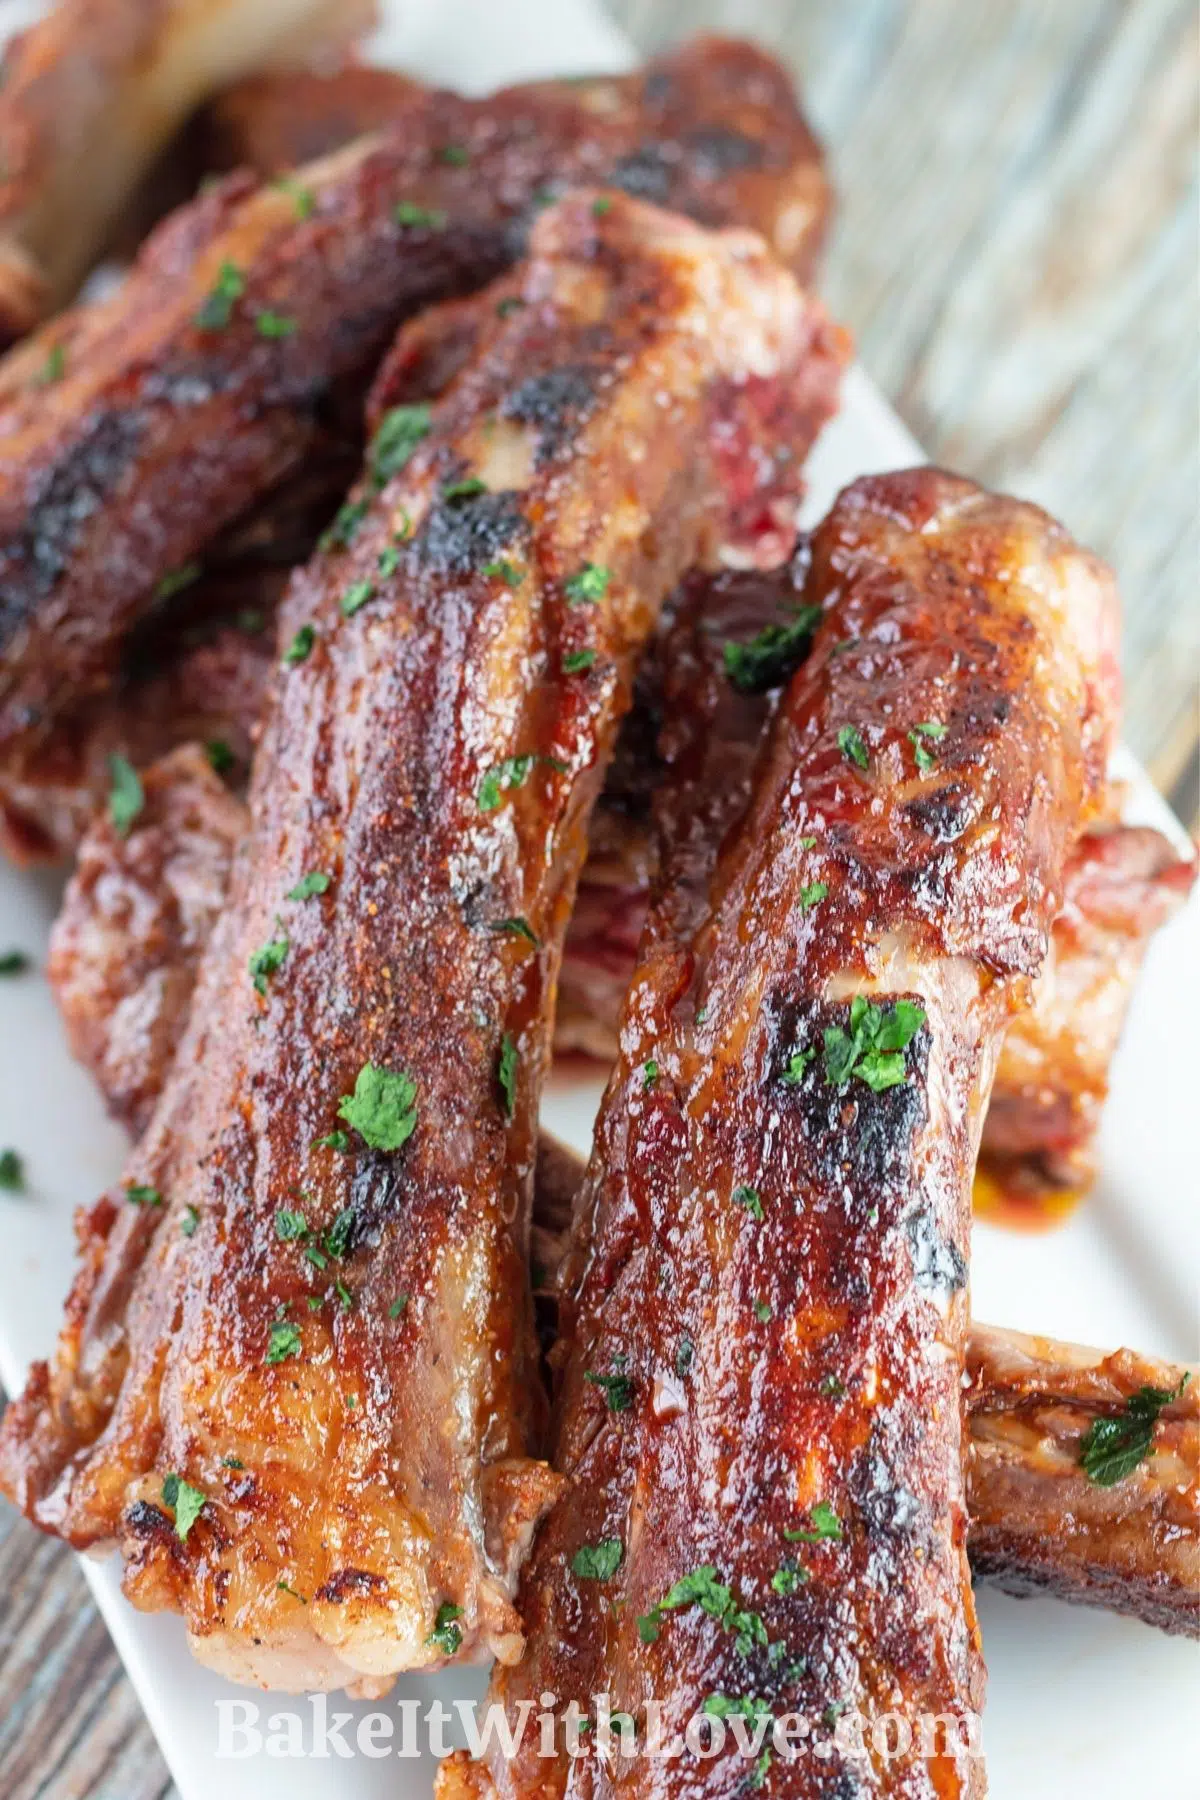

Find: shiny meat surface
[0,0,366,341]
[465,470,1117,1799]
[0,35,831,780]
[47,745,247,1137]
[0,193,837,1694]
[197,63,426,173]
[966,1326,1198,1637]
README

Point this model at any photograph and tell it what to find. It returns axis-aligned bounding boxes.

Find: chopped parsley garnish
[266,1320,302,1364]
[564,562,610,604]
[283,624,316,666]
[195,260,245,329]
[273,175,314,218]
[337,1062,418,1151]
[562,648,597,673]
[378,544,402,578]
[394,201,447,230]
[592,195,613,217]
[325,1207,356,1260]
[784,1501,843,1542]
[908,720,947,773]
[819,1373,846,1399]
[205,737,235,775]
[274,1208,309,1242]
[496,296,525,318]
[37,343,66,385]
[754,1298,773,1323]
[799,880,828,911]
[821,995,926,1092]
[427,1600,463,1653]
[287,870,331,900]
[180,1205,200,1237]
[222,1456,244,1469]
[477,753,536,812]
[370,403,431,484]
[389,1294,409,1319]
[483,558,522,587]
[255,310,296,339]
[107,754,144,836]
[782,1047,815,1084]
[497,1033,518,1120]
[585,1361,633,1412]
[733,1184,764,1221]
[437,144,470,166]
[249,928,289,996]
[0,951,28,976]
[161,1473,207,1543]
[442,476,486,502]
[1079,1374,1190,1486]
[313,1129,350,1152]
[638,1565,767,1655]
[675,1334,695,1378]
[154,561,200,602]
[571,1538,623,1581]
[276,1577,307,1602]
[837,723,869,770]
[125,1184,162,1206]
[320,496,370,551]
[722,606,822,694]
[0,1149,24,1190]
[489,916,538,947]
[771,1560,808,1595]
[340,578,375,618]
[642,1059,659,1089]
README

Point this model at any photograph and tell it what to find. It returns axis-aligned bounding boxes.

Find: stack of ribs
[0,17,1194,1791]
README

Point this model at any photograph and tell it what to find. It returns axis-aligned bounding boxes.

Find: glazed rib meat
[965,1326,1197,1637]
[196,62,426,174]
[0,35,830,784]
[0,0,369,342]
[456,469,1117,1799]
[0,192,841,1694]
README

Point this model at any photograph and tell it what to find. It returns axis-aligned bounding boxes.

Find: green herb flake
[195,260,245,330]
[585,1363,633,1413]
[908,720,947,773]
[799,880,828,911]
[427,1600,463,1654]
[837,723,869,770]
[1079,1374,1190,1486]
[377,545,402,579]
[283,624,315,666]
[0,1149,24,1190]
[266,1320,303,1364]
[733,1184,764,1221]
[497,1033,519,1121]
[675,1334,694,1378]
[489,916,538,947]
[324,1207,356,1260]
[287,870,331,901]
[782,1047,815,1085]
[222,1455,244,1469]
[562,648,596,673]
[571,1537,623,1581]
[180,1204,200,1237]
[36,343,66,386]
[249,929,289,996]
[0,951,29,976]
[477,753,535,812]
[274,1208,309,1242]
[340,578,375,618]
[273,176,314,219]
[723,606,822,694]
[437,144,470,166]
[642,1059,659,1090]
[277,1577,307,1603]
[154,561,201,602]
[205,737,235,775]
[771,1560,808,1596]
[370,403,432,485]
[337,1062,418,1151]
[754,1298,773,1323]
[819,1373,846,1399]
[442,476,486,502]
[592,195,613,217]
[821,995,926,1093]
[394,201,447,230]
[648,1565,768,1658]
[482,558,522,587]
[161,1473,207,1542]
[564,562,611,605]
[313,1129,350,1152]
[108,754,144,836]
[255,310,296,339]
[496,296,525,319]
[125,1184,162,1207]
[389,1294,409,1319]
[785,1501,843,1543]
[320,497,370,551]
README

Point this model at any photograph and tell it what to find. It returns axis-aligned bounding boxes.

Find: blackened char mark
[684,126,764,176]
[315,1567,387,1603]
[608,145,673,203]
[413,490,529,578]
[501,362,603,465]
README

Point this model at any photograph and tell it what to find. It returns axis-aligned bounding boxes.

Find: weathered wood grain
[0,4,1195,1796]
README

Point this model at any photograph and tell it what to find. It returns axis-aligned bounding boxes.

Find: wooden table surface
[1,3,1196,1796]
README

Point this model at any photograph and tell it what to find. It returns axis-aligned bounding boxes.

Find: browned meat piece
[0,193,841,1694]
[555,561,1195,1207]
[966,1325,1198,1637]
[197,62,424,173]
[454,469,1117,1799]
[0,36,832,787]
[0,0,370,343]
[47,745,246,1135]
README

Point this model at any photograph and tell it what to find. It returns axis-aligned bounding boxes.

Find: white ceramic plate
[0,2,1196,1795]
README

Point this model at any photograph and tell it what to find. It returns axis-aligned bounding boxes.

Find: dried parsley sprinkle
[642,1059,659,1089]
[675,1334,695,1377]
[496,296,525,318]
[389,1294,409,1319]
[195,260,245,330]
[274,1208,309,1242]
[287,870,330,901]
[180,1205,200,1237]
[498,1034,519,1120]
[249,928,289,995]
[585,1360,633,1412]
[394,200,447,230]
[489,916,538,947]
[277,1577,307,1602]
[254,310,296,339]
[819,1373,846,1399]
[442,476,486,502]
[482,558,522,587]
[36,343,66,385]
[477,754,535,812]
[784,1501,843,1543]
[273,175,314,218]
[799,880,828,911]
[162,1473,206,1543]
[637,1565,767,1654]
[562,648,596,673]
[571,1538,623,1581]
[427,1601,463,1653]
[283,624,315,665]
[754,1298,773,1322]
[340,578,375,618]
[266,1320,302,1364]
[370,404,431,484]
[337,1063,418,1151]
[1079,1374,1190,1486]
[155,561,201,602]
[313,1129,350,1152]
[125,1185,162,1206]
[564,562,610,604]
[108,754,144,836]
[908,719,947,773]
[206,738,235,774]
[770,1561,808,1596]
[0,1149,24,1190]
[837,724,869,770]
[320,497,369,551]
[733,1184,764,1221]
[723,606,822,694]
[591,195,613,216]
[377,545,402,578]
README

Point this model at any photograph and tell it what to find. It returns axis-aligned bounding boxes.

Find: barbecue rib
[0,35,830,785]
[450,469,1117,1799]
[0,0,369,343]
[0,192,842,1694]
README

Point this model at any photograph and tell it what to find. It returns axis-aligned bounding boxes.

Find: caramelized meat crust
[0,193,839,1694]
[0,36,830,779]
[472,470,1117,1799]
